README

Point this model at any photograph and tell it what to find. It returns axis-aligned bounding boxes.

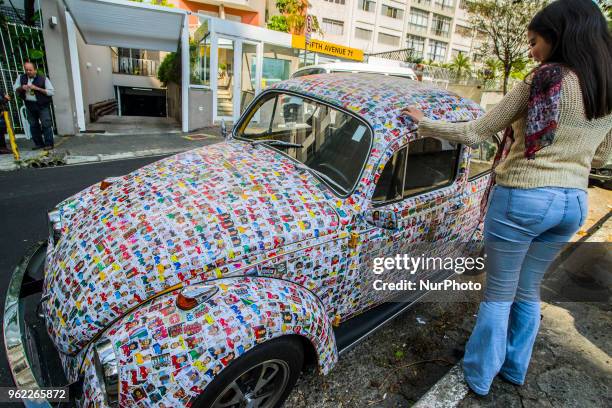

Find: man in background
[13,62,55,150]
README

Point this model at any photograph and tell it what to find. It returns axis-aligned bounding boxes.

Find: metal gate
[0,22,54,133]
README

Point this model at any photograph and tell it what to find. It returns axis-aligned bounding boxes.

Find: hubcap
[212,359,290,408]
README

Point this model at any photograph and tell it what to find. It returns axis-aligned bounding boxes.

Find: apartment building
[307,0,484,63]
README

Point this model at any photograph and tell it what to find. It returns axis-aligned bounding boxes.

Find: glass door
[216,37,235,118]
[240,42,259,114]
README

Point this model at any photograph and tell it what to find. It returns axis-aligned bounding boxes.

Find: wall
[112,74,163,89]
[167,81,181,123]
[40,0,78,135]
[76,32,115,123]
[175,0,265,27]
[188,87,213,129]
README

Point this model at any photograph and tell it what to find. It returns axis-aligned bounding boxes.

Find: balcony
[112,55,159,76]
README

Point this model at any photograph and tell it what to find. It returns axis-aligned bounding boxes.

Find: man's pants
[25,102,54,147]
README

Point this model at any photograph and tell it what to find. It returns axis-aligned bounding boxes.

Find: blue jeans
[463,186,587,395]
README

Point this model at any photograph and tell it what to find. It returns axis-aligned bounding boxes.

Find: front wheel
[191,336,304,408]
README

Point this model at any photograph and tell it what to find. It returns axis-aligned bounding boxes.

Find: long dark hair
[528,0,612,119]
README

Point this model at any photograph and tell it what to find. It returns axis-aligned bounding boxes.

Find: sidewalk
[413,195,612,408]
[0,126,222,171]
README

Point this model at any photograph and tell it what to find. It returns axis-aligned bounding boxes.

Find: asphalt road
[0,156,167,387]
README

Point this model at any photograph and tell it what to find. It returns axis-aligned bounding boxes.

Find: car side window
[372,147,407,203]
[468,138,498,180]
[403,137,459,197]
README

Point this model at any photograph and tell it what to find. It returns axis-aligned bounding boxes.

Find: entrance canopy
[63,0,187,51]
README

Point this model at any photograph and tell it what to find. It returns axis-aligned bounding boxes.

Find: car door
[336,135,474,318]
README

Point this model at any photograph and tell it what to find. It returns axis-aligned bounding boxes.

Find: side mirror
[364,208,398,230]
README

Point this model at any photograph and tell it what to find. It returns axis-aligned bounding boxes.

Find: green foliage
[449,53,471,79]
[466,0,548,93]
[269,0,323,35]
[157,51,179,86]
[157,40,200,86]
[129,0,174,7]
[267,15,289,32]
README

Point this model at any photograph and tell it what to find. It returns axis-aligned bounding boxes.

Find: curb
[413,365,468,408]
[1,148,192,170]
[412,215,612,408]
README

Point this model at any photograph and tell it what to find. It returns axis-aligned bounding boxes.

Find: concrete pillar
[40,0,79,135]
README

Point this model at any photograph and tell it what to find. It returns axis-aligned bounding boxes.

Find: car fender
[97,276,338,407]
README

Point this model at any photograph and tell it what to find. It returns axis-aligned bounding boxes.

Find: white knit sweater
[418,70,612,190]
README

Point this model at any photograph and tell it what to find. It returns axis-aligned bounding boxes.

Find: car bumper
[590,168,612,182]
[3,242,79,407]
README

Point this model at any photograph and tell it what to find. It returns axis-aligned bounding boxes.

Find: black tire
[191,336,304,408]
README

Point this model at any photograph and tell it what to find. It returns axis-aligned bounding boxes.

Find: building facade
[305,0,483,63]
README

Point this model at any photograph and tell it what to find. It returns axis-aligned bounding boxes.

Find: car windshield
[235,92,372,194]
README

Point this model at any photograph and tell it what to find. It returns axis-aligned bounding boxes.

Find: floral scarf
[524,63,563,159]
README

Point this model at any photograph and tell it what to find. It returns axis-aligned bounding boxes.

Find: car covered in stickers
[4,73,498,407]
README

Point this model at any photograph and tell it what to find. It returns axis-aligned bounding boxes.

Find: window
[355,27,373,41]
[237,92,372,195]
[325,0,346,4]
[434,0,454,11]
[381,4,404,19]
[459,0,469,10]
[372,137,460,202]
[431,14,451,37]
[322,18,344,36]
[192,35,211,86]
[373,148,407,203]
[406,35,426,59]
[454,24,472,37]
[293,68,326,78]
[408,8,429,33]
[358,0,376,12]
[451,49,465,59]
[414,0,431,6]
[403,137,459,196]
[428,40,447,62]
[378,32,400,47]
[468,139,498,180]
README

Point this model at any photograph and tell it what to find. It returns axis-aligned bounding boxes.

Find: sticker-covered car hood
[43,141,341,354]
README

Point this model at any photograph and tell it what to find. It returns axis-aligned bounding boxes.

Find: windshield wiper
[293,163,348,193]
[250,139,303,148]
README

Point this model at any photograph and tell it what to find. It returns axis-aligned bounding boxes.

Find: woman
[401,0,611,396]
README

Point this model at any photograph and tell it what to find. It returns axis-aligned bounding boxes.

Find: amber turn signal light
[176,293,198,310]
[100,180,112,191]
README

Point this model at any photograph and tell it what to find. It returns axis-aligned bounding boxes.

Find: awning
[63,0,187,51]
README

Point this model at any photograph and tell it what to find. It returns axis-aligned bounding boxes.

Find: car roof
[270,73,484,145]
[293,62,416,77]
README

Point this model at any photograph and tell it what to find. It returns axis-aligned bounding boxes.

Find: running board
[334,296,426,355]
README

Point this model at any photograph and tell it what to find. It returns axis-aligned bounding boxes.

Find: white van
[291,62,418,80]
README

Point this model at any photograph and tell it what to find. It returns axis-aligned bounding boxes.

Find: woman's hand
[400,106,425,123]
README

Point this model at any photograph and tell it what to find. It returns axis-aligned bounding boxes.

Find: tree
[267,0,322,35]
[466,0,547,94]
[449,53,472,79]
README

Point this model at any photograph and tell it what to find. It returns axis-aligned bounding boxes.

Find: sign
[305,15,313,45]
[291,35,364,62]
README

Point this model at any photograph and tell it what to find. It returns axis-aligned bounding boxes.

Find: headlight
[48,209,62,244]
[93,339,119,407]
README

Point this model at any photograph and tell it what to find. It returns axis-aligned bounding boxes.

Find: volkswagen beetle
[4,73,497,407]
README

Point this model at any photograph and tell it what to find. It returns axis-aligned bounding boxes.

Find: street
[0,157,609,407]
[0,156,166,386]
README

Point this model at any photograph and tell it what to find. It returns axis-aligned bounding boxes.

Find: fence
[112,54,159,76]
[0,22,54,134]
